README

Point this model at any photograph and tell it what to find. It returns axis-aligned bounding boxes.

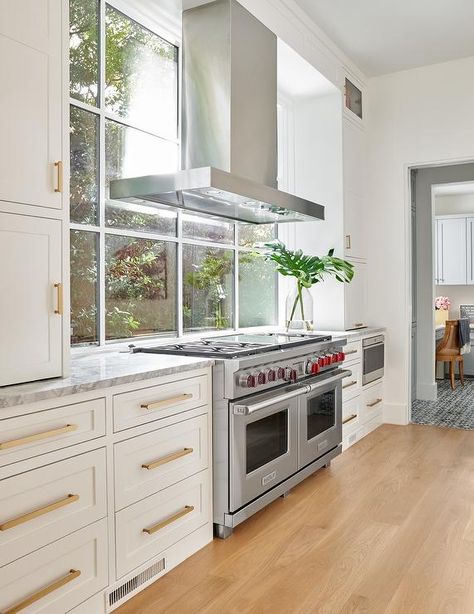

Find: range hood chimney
[110,0,325,224]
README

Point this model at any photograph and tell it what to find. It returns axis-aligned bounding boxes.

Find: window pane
[105,235,176,340]
[70,106,99,224]
[238,224,276,248]
[70,230,98,345]
[183,246,234,332]
[105,5,178,139]
[239,253,277,327]
[182,214,234,244]
[105,119,178,234]
[70,0,99,106]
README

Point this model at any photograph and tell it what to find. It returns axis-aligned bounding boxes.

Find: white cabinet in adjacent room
[435,216,467,285]
[0,211,63,385]
[0,0,63,209]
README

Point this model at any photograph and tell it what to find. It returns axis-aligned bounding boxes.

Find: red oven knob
[338,351,345,362]
[257,371,267,385]
[318,356,325,367]
[331,353,338,364]
[239,373,257,388]
[287,368,297,382]
[266,368,276,382]
[311,362,320,375]
[277,367,285,380]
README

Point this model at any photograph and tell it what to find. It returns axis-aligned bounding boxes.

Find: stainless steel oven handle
[233,369,352,415]
[233,386,307,415]
[306,369,351,393]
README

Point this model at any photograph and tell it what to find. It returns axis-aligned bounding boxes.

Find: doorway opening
[410,162,474,429]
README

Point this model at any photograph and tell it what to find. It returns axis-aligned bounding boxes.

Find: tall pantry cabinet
[0,0,68,385]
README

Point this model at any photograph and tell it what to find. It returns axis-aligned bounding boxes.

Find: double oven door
[229,370,347,512]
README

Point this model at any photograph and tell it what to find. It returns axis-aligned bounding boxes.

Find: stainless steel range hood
[109,0,325,224]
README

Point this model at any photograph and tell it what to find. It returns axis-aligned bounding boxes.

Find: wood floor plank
[117,424,474,614]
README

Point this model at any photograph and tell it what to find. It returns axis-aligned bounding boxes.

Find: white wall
[367,55,474,424]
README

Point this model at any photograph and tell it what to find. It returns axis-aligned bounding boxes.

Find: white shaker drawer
[0,519,108,614]
[341,362,361,402]
[342,395,361,436]
[343,340,361,364]
[361,381,384,424]
[0,449,107,566]
[114,413,209,510]
[0,398,106,467]
[113,375,209,432]
[115,470,210,579]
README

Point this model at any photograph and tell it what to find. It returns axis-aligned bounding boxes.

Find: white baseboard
[383,402,410,425]
[416,381,437,401]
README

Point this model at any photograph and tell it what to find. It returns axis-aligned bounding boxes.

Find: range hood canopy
[109,0,325,225]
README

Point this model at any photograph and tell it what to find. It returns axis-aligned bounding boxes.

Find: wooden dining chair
[435,320,464,390]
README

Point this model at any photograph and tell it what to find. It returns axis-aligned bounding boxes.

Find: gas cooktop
[130,332,332,359]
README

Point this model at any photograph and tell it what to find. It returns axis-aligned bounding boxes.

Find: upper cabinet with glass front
[0,0,64,210]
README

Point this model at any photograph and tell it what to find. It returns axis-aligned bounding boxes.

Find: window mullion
[176,210,184,337]
[98,0,107,346]
[234,223,239,331]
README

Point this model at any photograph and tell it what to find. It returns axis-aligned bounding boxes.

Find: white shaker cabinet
[0,0,63,209]
[435,216,467,285]
[0,212,63,385]
[343,117,366,261]
[344,259,367,330]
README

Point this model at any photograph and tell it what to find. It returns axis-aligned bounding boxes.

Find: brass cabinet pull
[345,234,351,249]
[342,380,357,390]
[54,161,63,193]
[345,349,358,355]
[354,322,365,328]
[342,414,357,425]
[140,393,192,411]
[0,494,79,532]
[142,448,194,471]
[54,282,63,315]
[0,424,78,451]
[143,505,194,535]
[2,569,81,614]
[367,398,383,408]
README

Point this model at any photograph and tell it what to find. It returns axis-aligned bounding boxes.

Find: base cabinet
[0,211,63,386]
[0,367,213,613]
[342,337,384,451]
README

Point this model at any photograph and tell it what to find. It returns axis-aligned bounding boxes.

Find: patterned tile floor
[412,378,474,430]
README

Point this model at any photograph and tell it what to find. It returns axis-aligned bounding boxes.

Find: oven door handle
[233,369,351,416]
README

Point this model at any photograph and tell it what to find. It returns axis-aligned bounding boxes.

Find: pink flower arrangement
[435,296,451,311]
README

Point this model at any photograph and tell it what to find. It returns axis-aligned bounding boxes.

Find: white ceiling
[278,40,336,100]
[434,182,474,196]
[294,0,474,76]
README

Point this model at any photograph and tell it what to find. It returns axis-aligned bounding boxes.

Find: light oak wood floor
[117,424,474,614]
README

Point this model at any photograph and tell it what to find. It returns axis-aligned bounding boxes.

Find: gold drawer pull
[142,448,194,471]
[141,393,193,411]
[0,494,79,532]
[143,505,194,535]
[54,160,63,193]
[2,569,81,614]
[354,323,364,328]
[54,282,63,315]
[367,398,383,408]
[342,380,357,390]
[345,349,358,355]
[0,424,78,451]
[342,414,357,425]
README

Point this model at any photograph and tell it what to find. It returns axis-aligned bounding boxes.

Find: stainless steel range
[132,332,349,538]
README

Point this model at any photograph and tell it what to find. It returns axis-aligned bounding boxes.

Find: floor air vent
[108,558,166,608]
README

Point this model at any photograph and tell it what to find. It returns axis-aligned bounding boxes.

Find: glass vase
[285,285,314,331]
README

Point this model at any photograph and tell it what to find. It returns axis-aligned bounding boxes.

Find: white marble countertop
[0,351,213,409]
[300,326,386,341]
